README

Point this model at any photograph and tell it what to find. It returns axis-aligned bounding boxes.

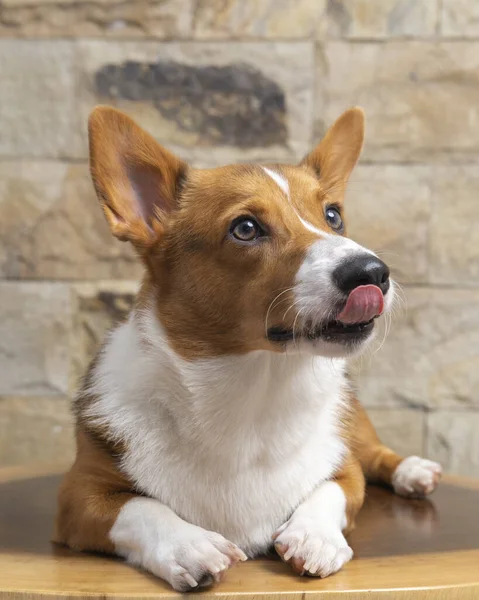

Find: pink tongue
[337,285,384,325]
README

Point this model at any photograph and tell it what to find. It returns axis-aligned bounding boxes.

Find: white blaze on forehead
[261,166,325,237]
[262,166,289,197]
[297,214,327,237]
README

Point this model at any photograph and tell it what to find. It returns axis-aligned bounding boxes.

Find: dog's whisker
[283,298,304,322]
[391,284,407,316]
[375,251,402,259]
[292,307,306,349]
[373,312,392,356]
[265,287,295,337]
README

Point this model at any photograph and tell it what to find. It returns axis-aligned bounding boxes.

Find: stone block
[0,40,81,158]
[316,41,479,162]
[0,396,74,467]
[427,411,479,477]
[0,283,72,396]
[0,0,193,39]
[0,161,141,280]
[367,407,425,457]
[78,40,314,165]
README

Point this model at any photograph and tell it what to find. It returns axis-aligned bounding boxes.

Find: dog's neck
[88,303,348,469]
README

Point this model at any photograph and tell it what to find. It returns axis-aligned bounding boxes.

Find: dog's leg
[109,497,247,591]
[273,454,364,578]
[351,396,442,497]
[55,430,246,592]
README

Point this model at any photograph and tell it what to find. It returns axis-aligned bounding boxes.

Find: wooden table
[1,466,478,599]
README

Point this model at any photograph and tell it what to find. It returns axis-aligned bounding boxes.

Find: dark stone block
[94,60,287,147]
[96,291,135,321]
[326,0,352,34]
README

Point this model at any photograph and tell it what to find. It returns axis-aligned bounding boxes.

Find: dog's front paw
[392,456,442,498]
[139,529,247,592]
[273,517,353,578]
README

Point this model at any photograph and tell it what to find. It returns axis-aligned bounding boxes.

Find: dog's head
[89,106,393,359]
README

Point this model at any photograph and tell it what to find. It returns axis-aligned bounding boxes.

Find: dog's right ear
[88,106,187,247]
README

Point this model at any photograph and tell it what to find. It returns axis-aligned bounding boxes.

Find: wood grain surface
[0,466,478,599]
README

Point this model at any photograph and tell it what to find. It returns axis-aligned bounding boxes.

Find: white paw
[392,456,442,498]
[134,529,247,592]
[273,517,353,578]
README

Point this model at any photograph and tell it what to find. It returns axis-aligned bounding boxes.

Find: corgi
[55,106,442,591]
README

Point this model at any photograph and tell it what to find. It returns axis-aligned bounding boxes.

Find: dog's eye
[230,217,263,242]
[325,206,344,233]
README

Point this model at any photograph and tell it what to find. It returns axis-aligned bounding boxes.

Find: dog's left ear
[301,107,364,194]
[88,106,187,248]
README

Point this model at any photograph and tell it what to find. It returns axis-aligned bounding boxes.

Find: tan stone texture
[429,166,479,285]
[322,0,438,38]
[441,0,479,38]
[316,41,479,162]
[367,408,425,457]
[0,396,75,467]
[0,282,73,397]
[0,40,82,158]
[427,412,479,477]
[194,0,326,39]
[0,0,193,38]
[0,162,141,280]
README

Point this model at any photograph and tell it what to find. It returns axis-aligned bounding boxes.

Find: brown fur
[350,396,404,485]
[56,106,405,571]
[54,427,136,553]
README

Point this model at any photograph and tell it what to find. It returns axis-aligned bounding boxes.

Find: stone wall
[1,0,478,476]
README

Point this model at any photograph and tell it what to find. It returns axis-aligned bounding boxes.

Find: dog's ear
[301,107,364,194]
[88,106,187,247]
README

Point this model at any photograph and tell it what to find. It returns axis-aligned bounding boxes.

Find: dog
[55,106,442,591]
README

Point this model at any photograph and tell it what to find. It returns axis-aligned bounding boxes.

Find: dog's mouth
[267,284,384,345]
[267,317,378,344]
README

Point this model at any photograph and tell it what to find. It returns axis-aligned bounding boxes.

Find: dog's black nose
[333,255,390,295]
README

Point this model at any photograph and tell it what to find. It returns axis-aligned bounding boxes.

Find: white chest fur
[87,310,348,555]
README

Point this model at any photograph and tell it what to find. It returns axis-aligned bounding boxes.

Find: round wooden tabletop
[0,466,478,599]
